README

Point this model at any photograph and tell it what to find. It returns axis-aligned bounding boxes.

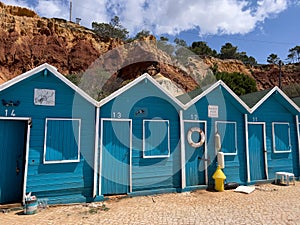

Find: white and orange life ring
[187,127,205,148]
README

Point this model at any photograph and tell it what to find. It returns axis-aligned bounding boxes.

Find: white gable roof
[0,63,98,106]
[250,86,300,113]
[98,73,185,108]
[184,80,251,112]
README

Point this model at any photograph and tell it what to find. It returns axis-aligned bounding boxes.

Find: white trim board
[296,116,300,174]
[99,118,132,195]
[184,80,251,112]
[93,106,100,197]
[247,122,269,181]
[43,118,81,164]
[272,122,291,153]
[142,119,170,158]
[244,114,250,183]
[215,120,238,156]
[97,73,185,109]
[250,86,300,113]
[0,117,31,204]
[0,116,31,121]
[23,120,31,204]
[183,119,208,185]
[0,63,98,106]
[179,110,186,189]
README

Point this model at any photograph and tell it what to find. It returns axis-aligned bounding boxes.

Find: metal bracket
[198,156,210,163]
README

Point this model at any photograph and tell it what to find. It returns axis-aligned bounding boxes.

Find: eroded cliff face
[0,2,299,94]
[203,56,300,91]
[0,2,120,83]
[0,2,203,95]
[76,38,207,99]
[203,57,252,76]
[251,63,300,90]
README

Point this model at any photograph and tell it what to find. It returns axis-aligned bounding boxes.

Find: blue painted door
[185,122,206,186]
[101,120,130,195]
[248,124,267,181]
[0,120,27,204]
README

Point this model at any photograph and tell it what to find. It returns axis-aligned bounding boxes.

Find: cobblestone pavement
[1,182,300,225]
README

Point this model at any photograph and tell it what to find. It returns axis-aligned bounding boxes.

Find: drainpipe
[244,114,250,183]
[93,106,100,197]
[179,110,186,189]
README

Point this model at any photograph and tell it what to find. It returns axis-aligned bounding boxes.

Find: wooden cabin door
[248,123,267,181]
[101,119,131,195]
[184,121,206,187]
[0,120,27,204]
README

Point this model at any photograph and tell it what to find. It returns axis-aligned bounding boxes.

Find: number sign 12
[190,114,198,120]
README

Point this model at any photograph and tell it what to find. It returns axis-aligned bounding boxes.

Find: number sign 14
[5,109,16,117]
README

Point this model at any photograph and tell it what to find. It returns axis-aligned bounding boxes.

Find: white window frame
[182,119,208,186]
[215,121,238,155]
[272,122,291,153]
[43,118,81,164]
[0,117,31,204]
[143,119,170,158]
[99,118,133,195]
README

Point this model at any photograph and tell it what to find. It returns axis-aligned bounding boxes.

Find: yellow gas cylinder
[212,165,226,191]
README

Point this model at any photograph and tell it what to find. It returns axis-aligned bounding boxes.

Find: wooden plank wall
[0,70,96,204]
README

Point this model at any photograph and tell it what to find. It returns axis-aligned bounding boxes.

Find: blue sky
[3,0,300,63]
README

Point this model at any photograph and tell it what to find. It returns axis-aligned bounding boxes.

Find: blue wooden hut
[292,96,300,179]
[241,87,300,183]
[181,81,251,189]
[0,64,99,204]
[97,73,184,196]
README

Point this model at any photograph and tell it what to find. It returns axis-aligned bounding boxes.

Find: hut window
[43,118,81,163]
[215,121,237,155]
[272,122,291,153]
[143,120,170,158]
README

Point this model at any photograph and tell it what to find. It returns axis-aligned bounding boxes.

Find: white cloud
[35,0,68,19]
[1,0,31,9]
[148,0,257,35]
[104,0,290,36]
[2,0,109,25]
[72,0,108,26]
[2,0,291,36]
[256,0,288,20]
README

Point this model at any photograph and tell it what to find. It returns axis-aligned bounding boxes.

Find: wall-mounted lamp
[2,99,20,107]
[135,109,145,116]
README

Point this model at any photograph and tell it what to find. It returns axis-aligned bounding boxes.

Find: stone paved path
[1,182,300,224]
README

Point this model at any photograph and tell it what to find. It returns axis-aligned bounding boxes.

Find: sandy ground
[1,182,300,225]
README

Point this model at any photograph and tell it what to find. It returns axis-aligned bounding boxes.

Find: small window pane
[217,122,237,155]
[45,119,80,163]
[143,120,170,158]
[273,123,290,152]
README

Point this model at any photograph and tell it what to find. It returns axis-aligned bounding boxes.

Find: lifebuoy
[187,127,205,148]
